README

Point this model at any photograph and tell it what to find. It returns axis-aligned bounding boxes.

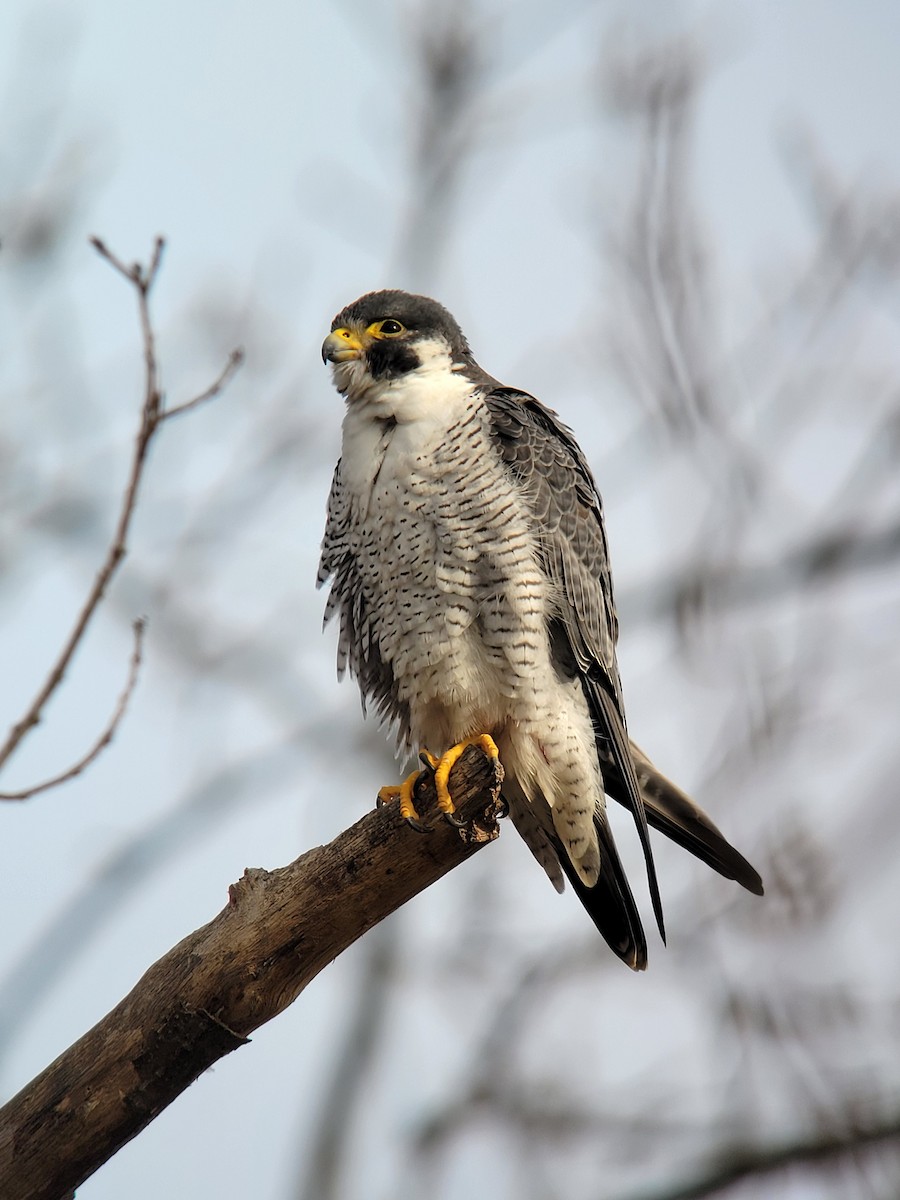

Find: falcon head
[322,290,486,403]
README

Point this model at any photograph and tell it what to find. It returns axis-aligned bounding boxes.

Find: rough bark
[0,747,504,1200]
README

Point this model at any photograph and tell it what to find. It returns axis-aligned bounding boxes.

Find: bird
[318,289,763,969]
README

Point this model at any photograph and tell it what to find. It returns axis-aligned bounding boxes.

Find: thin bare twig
[0,618,146,801]
[0,236,243,793]
[164,348,245,421]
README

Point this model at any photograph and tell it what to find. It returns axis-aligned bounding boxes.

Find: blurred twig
[400,2,488,286]
[294,924,399,1200]
[0,236,243,795]
[620,514,900,626]
[0,617,145,801]
[613,1112,900,1200]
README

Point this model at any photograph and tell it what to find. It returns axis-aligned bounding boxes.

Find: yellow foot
[377,770,426,829]
[377,736,499,831]
[433,734,500,821]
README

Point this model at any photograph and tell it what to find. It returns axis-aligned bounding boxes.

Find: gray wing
[487,388,764,912]
[485,388,666,941]
[485,389,621,689]
[317,460,411,743]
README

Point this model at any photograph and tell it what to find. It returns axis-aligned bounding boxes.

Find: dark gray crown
[331,290,474,365]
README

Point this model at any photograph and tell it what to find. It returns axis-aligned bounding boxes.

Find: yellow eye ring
[368,319,406,338]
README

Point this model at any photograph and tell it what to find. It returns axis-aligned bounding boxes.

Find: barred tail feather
[629,743,764,896]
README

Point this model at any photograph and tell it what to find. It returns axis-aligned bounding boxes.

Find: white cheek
[381,338,475,427]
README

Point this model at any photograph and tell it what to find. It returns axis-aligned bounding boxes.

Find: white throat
[332,336,476,425]
[336,336,482,519]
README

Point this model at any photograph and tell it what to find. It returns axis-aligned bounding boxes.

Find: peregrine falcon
[319,290,763,969]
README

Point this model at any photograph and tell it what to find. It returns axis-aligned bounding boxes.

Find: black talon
[405,816,430,834]
[444,811,467,828]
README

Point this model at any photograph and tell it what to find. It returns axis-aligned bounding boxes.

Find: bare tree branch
[0,237,243,791]
[162,347,244,421]
[0,617,146,801]
[614,1115,900,1200]
[620,516,900,626]
[0,731,331,1072]
[0,746,504,1200]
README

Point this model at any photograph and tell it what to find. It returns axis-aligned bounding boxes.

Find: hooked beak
[322,326,368,364]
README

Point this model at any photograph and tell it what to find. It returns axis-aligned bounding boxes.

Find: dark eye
[378,319,404,336]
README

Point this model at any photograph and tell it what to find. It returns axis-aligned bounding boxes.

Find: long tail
[625,742,764,896]
[560,746,763,969]
[505,779,648,970]
[554,812,648,970]
[506,747,762,972]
